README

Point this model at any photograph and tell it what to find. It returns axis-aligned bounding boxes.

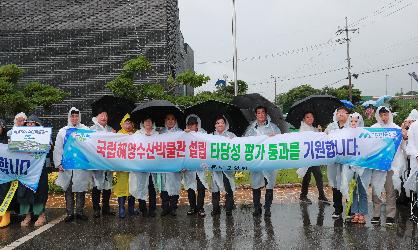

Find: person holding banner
[324,106,350,219]
[296,111,330,205]
[0,119,14,228]
[90,110,115,218]
[340,113,372,224]
[183,115,208,217]
[54,107,91,222]
[211,115,236,216]
[159,113,183,216]
[114,114,138,218]
[129,115,159,217]
[370,106,406,226]
[244,106,281,217]
[18,115,50,227]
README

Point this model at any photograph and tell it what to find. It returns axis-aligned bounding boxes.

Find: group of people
[0,103,417,229]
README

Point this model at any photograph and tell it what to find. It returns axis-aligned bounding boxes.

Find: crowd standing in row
[0,104,417,228]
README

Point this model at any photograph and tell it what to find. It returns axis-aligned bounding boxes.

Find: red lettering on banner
[106,141,117,158]
[166,141,176,158]
[176,141,186,158]
[117,142,127,159]
[189,141,207,159]
[127,143,136,160]
[136,143,146,159]
[97,140,106,157]
[153,142,166,158]
[146,143,155,159]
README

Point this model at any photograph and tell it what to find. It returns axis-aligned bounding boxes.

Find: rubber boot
[211,192,221,216]
[187,189,197,215]
[170,195,179,216]
[160,191,171,216]
[118,197,126,219]
[253,188,262,216]
[102,189,115,216]
[264,189,274,217]
[128,196,138,216]
[225,191,234,216]
[139,199,148,217]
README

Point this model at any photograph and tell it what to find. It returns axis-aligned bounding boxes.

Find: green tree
[321,85,362,104]
[0,64,67,117]
[215,80,248,98]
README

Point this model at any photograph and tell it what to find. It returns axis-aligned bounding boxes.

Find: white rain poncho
[370,106,407,197]
[54,107,92,192]
[244,115,281,189]
[407,109,418,121]
[405,118,418,196]
[159,120,183,196]
[324,109,350,189]
[183,114,209,191]
[129,122,159,200]
[296,120,321,178]
[211,116,237,193]
[340,113,373,198]
[90,116,114,190]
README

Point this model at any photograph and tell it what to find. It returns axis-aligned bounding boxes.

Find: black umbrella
[285,95,343,129]
[131,100,185,128]
[232,93,289,133]
[91,95,136,131]
[184,100,249,136]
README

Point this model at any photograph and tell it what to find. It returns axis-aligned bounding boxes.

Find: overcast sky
[178,0,418,101]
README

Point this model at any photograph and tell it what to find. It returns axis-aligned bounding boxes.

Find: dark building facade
[0,0,194,129]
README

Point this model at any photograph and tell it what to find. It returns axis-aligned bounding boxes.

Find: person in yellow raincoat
[114,114,138,218]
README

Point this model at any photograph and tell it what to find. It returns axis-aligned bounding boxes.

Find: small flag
[409,72,418,83]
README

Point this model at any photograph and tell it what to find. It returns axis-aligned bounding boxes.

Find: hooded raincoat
[113,114,136,198]
[6,112,27,138]
[129,122,160,200]
[296,121,321,178]
[90,116,114,190]
[324,109,350,190]
[340,113,373,198]
[211,118,237,193]
[370,106,407,197]
[54,107,92,192]
[244,115,281,189]
[406,119,418,196]
[159,122,183,196]
[183,114,209,191]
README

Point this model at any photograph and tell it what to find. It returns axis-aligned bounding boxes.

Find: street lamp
[232,0,238,96]
[271,75,278,104]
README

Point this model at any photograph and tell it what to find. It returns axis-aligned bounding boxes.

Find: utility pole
[411,74,413,93]
[336,17,358,102]
[385,74,389,95]
[271,75,277,104]
[232,0,238,96]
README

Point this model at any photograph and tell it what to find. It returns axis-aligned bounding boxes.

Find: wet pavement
[1,202,417,249]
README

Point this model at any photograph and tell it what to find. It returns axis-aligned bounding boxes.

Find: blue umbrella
[375,95,392,107]
[340,100,354,109]
[361,100,376,108]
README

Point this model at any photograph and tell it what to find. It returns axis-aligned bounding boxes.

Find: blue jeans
[351,176,368,215]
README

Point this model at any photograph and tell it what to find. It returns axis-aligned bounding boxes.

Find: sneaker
[371,217,381,225]
[300,197,312,204]
[75,214,88,221]
[332,212,342,219]
[318,197,331,205]
[198,209,206,218]
[385,217,396,226]
[187,208,197,216]
[64,214,75,223]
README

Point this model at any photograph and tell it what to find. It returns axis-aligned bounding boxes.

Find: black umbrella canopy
[285,95,343,129]
[91,95,136,131]
[232,93,289,133]
[131,100,185,128]
[184,100,249,136]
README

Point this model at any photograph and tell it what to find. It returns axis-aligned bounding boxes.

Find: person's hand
[58,165,64,173]
[317,125,322,131]
[268,133,275,137]
[184,128,191,133]
[402,129,408,140]
[181,169,187,173]
[112,129,116,133]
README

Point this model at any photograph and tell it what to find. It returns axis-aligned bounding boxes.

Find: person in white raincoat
[324,106,350,219]
[159,113,183,217]
[370,106,407,226]
[6,112,27,139]
[129,115,159,217]
[340,112,372,224]
[90,109,115,218]
[296,111,330,205]
[244,106,281,217]
[183,115,209,217]
[400,109,418,203]
[54,107,91,222]
[211,115,236,216]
